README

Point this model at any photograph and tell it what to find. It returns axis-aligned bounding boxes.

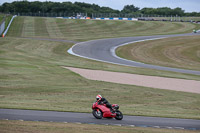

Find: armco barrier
[93,17,138,21]
[2,15,17,37]
[0,20,5,35]
[59,17,90,19]
[56,17,138,21]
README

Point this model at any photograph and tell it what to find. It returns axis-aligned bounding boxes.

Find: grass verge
[0,120,199,133]
[7,16,200,41]
[116,35,200,71]
[0,37,200,119]
[5,15,12,29]
[0,14,12,36]
[0,14,4,23]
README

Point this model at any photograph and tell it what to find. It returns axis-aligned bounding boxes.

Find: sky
[1,0,200,12]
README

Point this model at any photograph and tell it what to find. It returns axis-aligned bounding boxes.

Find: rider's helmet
[96,94,102,101]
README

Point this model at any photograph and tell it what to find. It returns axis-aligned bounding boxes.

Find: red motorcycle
[92,101,123,120]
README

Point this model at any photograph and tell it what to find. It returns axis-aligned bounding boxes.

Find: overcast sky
[1,0,200,12]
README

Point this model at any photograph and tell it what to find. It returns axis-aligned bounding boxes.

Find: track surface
[0,109,200,130]
[69,33,200,75]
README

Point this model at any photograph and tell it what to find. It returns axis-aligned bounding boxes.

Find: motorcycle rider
[96,94,114,113]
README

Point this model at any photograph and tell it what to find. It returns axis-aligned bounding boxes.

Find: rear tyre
[92,109,103,119]
[115,110,123,120]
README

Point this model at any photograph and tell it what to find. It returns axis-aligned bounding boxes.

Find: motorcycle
[92,101,123,120]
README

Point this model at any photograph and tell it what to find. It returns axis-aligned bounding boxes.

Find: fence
[0,18,5,35]
[17,12,87,18]
[92,13,200,22]
[14,12,200,22]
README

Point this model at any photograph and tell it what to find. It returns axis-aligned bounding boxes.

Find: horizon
[0,0,200,13]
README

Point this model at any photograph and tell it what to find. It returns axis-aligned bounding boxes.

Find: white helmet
[96,94,102,101]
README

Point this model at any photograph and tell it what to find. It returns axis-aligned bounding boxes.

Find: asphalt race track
[0,109,200,130]
[69,32,200,75]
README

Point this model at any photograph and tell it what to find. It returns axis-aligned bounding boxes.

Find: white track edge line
[67,37,167,68]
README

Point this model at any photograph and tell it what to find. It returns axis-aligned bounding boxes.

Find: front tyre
[92,109,103,119]
[115,110,123,120]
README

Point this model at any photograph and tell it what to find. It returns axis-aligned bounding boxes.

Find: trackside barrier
[56,17,138,21]
[58,17,91,19]
[2,15,17,37]
[93,17,138,21]
[0,20,5,36]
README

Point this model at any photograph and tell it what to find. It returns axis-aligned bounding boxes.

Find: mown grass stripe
[7,17,24,37]
[45,18,64,38]
[34,17,49,38]
[22,17,35,37]
[7,16,200,41]
[116,35,200,71]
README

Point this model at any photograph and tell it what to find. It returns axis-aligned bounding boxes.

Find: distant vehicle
[92,101,123,120]
[193,30,197,33]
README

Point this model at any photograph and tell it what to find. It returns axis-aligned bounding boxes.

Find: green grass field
[116,35,200,71]
[0,16,200,120]
[0,14,12,26]
[1,120,199,133]
[0,15,4,23]
[5,15,12,29]
[0,37,200,119]
[7,16,200,41]
[0,14,12,36]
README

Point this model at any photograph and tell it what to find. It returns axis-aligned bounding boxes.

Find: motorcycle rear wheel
[92,109,103,119]
[115,110,123,120]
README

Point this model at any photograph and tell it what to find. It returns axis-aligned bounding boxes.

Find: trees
[141,8,156,15]
[172,7,185,16]
[140,7,186,16]
[156,7,173,16]
[0,1,199,17]
[121,4,140,13]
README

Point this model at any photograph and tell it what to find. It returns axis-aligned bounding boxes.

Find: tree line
[0,1,200,17]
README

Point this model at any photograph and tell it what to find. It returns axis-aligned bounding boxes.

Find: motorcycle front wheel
[92,109,103,119]
[115,110,123,120]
